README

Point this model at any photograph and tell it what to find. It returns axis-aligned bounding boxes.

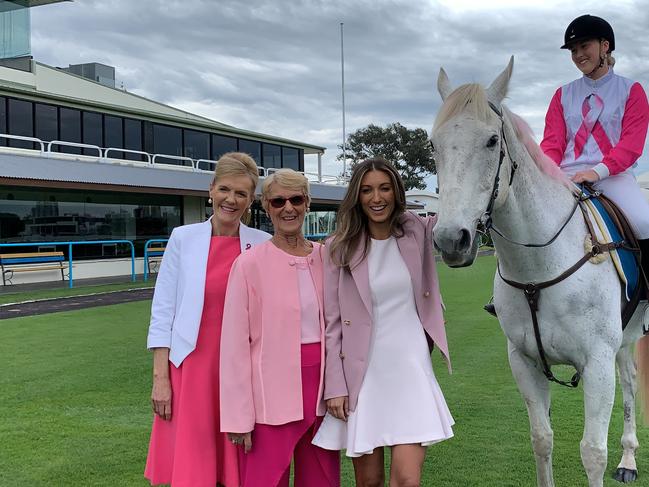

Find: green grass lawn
[1,256,648,486]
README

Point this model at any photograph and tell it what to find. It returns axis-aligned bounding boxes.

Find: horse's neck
[492,124,583,279]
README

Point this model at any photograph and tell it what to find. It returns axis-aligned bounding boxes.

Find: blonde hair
[607,53,616,67]
[261,169,310,211]
[211,152,259,194]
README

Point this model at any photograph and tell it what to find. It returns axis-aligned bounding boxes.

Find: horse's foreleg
[613,344,639,483]
[581,352,617,487]
[508,341,554,487]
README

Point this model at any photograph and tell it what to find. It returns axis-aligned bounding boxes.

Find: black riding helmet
[561,14,615,51]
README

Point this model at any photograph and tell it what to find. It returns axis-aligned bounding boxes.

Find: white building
[405,189,439,216]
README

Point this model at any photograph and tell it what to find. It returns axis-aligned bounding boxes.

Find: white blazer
[146,218,271,366]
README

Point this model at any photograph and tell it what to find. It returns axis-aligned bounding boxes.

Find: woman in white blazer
[144,152,271,487]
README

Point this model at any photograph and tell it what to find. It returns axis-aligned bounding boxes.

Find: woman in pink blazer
[313,158,454,487]
[220,169,340,487]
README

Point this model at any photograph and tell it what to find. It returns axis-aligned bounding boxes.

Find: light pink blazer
[220,240,327,434]
[323,211,451,411]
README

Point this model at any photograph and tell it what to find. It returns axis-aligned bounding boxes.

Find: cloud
[30,0,649,183]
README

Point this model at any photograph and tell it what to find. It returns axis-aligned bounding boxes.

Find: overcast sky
[31,0,649,189]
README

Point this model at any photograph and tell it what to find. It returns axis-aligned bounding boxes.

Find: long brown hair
[330,157,406,268]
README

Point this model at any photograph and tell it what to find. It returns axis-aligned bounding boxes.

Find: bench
[0,251,66,285]
[147,247,166,275]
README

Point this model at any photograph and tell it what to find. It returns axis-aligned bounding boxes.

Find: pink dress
[145,236,241,487]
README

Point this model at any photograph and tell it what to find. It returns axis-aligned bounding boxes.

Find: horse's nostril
[458,228,471,251]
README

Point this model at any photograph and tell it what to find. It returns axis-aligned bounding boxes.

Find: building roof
[0,61,326,154]
[0,150,346,204]
[5,0,70,7]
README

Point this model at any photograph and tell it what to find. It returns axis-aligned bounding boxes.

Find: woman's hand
[228,432,253,453]
[571,169,600,183]
[151,376,172,420]
[326,396,349,421]
[151,347,172,420]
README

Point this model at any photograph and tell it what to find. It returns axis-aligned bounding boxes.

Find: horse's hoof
[613,468,638,483]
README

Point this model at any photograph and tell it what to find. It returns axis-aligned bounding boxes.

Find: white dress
[313,237,454,457]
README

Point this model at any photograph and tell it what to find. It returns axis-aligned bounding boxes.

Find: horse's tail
[638,334,649,424]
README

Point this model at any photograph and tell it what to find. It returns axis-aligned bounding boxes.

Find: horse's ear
[486,56,514,104]
[437,67,453,101]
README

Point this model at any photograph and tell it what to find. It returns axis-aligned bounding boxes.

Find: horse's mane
[433,84,492,132]
[505,108,571,187]
[433,83,571,188]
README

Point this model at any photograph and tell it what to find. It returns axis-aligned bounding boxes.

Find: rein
[480,103,624,388]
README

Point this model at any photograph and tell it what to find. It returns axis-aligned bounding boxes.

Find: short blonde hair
[211,152,259,195]
[261,169,310,210]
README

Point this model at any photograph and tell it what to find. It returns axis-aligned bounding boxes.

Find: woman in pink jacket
[220,169,340,487]
[312,158,454,487]
[541,14,649,277]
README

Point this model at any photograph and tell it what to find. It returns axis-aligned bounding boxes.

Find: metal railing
[0,240,135,288]
[47,140,102,157]
[105,147,152,163]
[143,239,169,282]
[0,134,45,152]
[0,132,348,185]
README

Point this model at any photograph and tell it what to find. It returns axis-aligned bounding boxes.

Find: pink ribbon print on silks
[573,93,612,159]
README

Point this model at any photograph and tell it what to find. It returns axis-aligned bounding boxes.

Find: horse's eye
[487,135,499,148]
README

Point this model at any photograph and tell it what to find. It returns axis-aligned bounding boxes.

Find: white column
[317,152,322,182]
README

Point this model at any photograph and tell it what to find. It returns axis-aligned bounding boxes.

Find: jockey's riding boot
[483,297,497,317]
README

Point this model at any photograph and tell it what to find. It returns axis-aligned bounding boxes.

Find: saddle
[579,184,648,328]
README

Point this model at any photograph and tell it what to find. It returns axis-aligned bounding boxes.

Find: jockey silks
[541,68,649,179]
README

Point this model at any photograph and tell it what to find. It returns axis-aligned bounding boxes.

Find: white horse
[431,57,649,487]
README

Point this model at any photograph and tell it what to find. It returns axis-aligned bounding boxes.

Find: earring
[208,198,212,204]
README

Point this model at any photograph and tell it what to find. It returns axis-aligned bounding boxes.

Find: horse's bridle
[479,101,518,233]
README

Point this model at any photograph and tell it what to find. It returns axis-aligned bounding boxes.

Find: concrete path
[0,288,153,320]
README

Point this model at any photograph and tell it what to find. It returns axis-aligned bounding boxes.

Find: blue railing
[143,239,169,282]
[0,240,135,288]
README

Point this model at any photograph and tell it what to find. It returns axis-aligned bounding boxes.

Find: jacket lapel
[349,238,373,316]
[396,232,423,301]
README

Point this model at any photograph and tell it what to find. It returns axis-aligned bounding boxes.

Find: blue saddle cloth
[579,184,639,301]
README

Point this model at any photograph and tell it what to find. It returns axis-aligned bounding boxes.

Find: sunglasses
[268,195,306,209]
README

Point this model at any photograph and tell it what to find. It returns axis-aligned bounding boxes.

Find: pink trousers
[238,343,340,487]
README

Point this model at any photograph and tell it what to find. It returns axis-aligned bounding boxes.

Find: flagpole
[340,22,347,178]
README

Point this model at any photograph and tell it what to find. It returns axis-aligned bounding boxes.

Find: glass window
[124,118,143,161]
[282,147,299,170]
[211,134,237,160]
[184,129,209,160]
[59,107,82,154]
[153,124,187,166]
[34,103,58,143]
[7,98,33,149]
[238,139,261,164]
[82,111,102,155]
[104,115,123,158]
[0,185,182,259]
[0,96,7,146]
[263,143,281,168]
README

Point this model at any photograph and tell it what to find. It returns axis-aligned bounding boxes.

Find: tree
[338,123,435,190]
